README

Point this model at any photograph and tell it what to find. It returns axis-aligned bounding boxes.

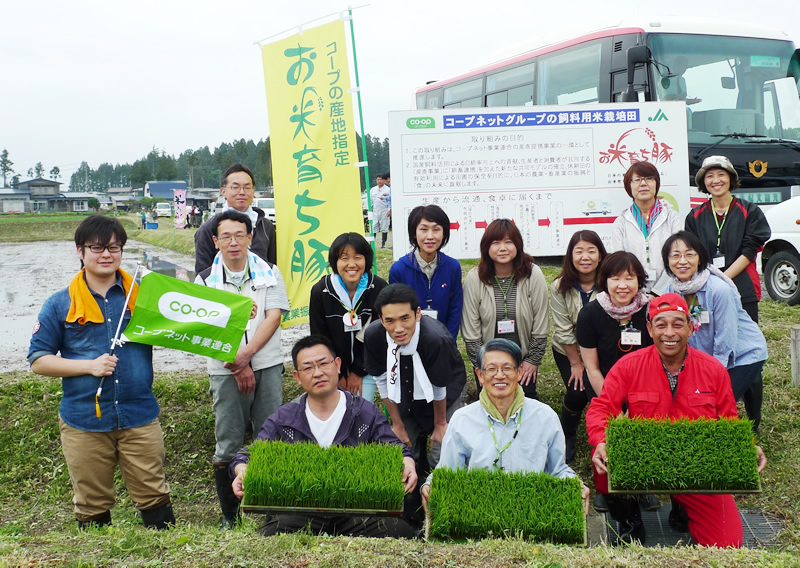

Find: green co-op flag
[124,271,253,363]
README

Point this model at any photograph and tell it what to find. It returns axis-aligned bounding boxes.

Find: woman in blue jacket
[661,230,768,432]
[389,205,463,342]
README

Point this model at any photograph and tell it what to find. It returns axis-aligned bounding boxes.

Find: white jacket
[611,201,682,294]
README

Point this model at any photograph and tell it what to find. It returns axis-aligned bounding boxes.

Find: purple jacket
[230,391,413,476]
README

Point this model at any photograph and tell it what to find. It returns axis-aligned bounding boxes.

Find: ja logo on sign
[648,109,669,122]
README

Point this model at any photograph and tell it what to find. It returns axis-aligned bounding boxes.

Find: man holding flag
[28,215,175,530]
[195,209,289,529]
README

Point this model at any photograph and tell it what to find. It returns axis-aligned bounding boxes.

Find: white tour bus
[415,18,800,205]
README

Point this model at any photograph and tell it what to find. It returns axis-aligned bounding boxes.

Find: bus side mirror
[721,77,736,90]
[622,45,651,102]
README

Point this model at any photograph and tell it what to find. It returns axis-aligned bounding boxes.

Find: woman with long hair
[661,231,768,432]
[550,230,607,463]
[612,161,682,293]
[461,219,549,399]
[389,205,463,342]
[309,232,387,401]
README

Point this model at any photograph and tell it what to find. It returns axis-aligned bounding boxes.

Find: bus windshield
[649,33,800,143]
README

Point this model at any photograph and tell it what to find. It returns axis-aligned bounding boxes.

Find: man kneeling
[231,335,418,537]
[421,339,590,513]
[586,294,766,547]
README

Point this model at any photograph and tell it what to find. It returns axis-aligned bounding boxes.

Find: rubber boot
[77,510,111,530]
[743,377,763,434]
[214,462,240,530]
[141,502,175,530]
[381,233,387,248]
[668,497,690,533]
[605,494,645,546]
[560,402,582,464]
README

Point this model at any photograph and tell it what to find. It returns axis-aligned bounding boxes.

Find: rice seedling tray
[240,440,406,515]
[425,468,587,545]
[606,416,761,494]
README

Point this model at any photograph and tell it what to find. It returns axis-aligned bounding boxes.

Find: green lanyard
[495,272,515,318]
[223,265,250,293]
[712,197,733,253]
[487,408,522,471]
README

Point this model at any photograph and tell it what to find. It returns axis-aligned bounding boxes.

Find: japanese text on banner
[262,20,364,327]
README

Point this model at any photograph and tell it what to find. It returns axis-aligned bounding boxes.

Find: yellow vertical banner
[262,20,364,328]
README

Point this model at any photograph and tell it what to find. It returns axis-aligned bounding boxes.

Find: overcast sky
[2,0,797,182]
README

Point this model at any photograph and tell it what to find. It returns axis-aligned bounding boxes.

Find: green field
[1,215,799,566]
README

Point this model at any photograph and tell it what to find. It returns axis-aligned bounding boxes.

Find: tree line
[1,134,390,193]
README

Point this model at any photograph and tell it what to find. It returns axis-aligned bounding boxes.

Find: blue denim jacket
[28,274,159,432]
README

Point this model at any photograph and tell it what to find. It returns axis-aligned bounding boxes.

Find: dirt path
[0,240,307,373]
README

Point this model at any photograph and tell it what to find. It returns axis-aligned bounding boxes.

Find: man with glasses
[420,339,589,514]
[195,209,289,529]
[230,334,418,537]
[28,215,175,530]
[195,163,277,274]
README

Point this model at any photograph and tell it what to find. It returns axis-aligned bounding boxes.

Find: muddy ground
[0,240,307,374]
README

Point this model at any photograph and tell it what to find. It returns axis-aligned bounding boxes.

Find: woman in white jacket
[611,161,681,294]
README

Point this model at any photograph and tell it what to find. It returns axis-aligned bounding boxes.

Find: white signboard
[388,102,689,259]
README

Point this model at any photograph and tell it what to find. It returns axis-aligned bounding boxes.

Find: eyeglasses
[215,234,250,244]
[482,365,518,378]
[298,359,336,375]
[631,177,656,185]
[83,244,122,253]
[226,184,253,194]
[668,251,699,261]
[389,346,399,385]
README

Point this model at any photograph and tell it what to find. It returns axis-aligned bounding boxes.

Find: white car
[253,197,276,224]
[760,196,800,305]
[154,202,172,218]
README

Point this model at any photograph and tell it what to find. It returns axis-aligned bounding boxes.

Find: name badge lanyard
[417,253,438,311]
[495,273,515,319]
[712,197,733,255]
[488,408,522,471]
[96,262,142,419]
[339,297,363,329]
[618,319,641,352]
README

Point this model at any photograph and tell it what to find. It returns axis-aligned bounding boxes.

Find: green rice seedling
[427,468,585,544]
[606,416,760,492]
[242,441,405,511]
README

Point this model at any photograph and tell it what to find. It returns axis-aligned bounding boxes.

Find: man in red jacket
[586,293,766,548]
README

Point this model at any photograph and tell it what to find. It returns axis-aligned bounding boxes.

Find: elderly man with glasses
[230,334,418,538]
[420,338,590,514]
[195,209,289,529]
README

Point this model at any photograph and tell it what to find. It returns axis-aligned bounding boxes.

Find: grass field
[1,215,799,567]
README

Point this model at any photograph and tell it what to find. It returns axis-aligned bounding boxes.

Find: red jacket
[586,345,737,447]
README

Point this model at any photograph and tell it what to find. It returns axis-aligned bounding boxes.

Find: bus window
[536,41,602,105]
[426,88,442,109]
[649,33,797,141]
[487,84,534,107]
[486,62,535,92]
[416,92,426,110]
[443,78,483,106]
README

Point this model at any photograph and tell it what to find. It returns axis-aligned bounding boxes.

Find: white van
[154,202,172,218]
[253,197,276,224]
[759,196,800,305]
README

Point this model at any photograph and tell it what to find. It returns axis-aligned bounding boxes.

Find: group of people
[28,157,769,549]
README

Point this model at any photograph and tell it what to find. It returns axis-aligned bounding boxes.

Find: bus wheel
[765,250,800,305]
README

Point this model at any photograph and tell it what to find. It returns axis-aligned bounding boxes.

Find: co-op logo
[158,292,231,328]
[406,117,435,129]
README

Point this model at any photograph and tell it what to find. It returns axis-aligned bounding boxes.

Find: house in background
[0,186,31,213]
[14,178,62,212]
